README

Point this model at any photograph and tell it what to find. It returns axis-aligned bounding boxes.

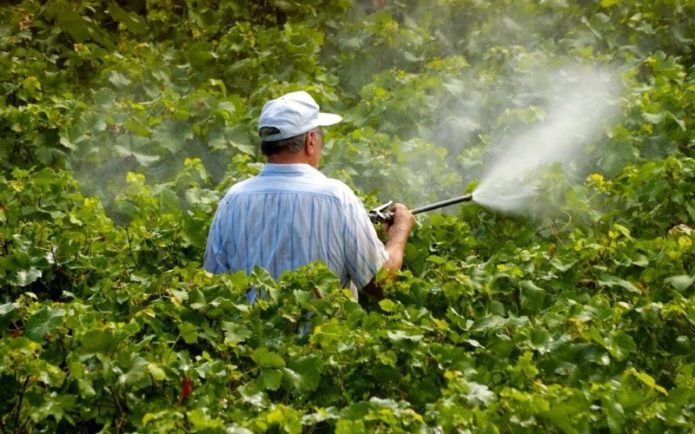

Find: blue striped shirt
[204,163,388,300]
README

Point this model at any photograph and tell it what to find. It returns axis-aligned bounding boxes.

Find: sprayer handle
[368,201,395,224]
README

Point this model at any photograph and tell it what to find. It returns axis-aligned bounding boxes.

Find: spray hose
[368,194,473,224]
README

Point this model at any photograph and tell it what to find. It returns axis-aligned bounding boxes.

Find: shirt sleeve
[341,193,389,289]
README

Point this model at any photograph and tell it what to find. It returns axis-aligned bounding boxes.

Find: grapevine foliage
[1,0,694,433]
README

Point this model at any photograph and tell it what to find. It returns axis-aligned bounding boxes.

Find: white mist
[472,67,620,213]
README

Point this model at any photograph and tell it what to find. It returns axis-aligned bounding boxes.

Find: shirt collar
[259,163,326,178]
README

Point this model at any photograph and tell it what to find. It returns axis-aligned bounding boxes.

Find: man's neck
[267,153,314,167]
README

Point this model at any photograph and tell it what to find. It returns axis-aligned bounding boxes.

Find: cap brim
[317,112,342,126]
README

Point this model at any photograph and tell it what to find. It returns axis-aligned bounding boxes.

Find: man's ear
[305,130,318,156]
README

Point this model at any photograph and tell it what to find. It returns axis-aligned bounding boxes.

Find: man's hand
[382,203,415,273]
[385,203,415,238]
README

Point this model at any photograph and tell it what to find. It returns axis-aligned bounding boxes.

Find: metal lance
[368,194,474,224]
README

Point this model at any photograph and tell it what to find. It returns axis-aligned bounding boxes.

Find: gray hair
[259,127,305,156]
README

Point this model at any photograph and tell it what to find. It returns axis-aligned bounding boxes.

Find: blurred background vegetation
[0,1,693,432]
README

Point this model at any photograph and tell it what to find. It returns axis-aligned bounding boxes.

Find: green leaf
[426,255,446,264]
[259,369,283,391]
[605,331,636,361]
[125,117,151,137]
[119,356,148,386]
[93,88,116,107]
[377,350,398,367]
[386,329,423,342]
[642,112,665,124]
[187,408,224,430]
[21,76,42,98]
[13,268,42,287]
[598,274,641,293]
[218,101,236,115]
[58,131,79,151]
[76,378,96,398]
[628,368,668,395]
[602,398,625,433]
[107,2,147,35]
[252,348,285,368]
[208,125,255,153]
[472,315,508,332]
[665,275,694,292]
[283,355,324,392]
[147,363,168,381]
[179,322,199,344]
[80,329,124,354]
[520,280,545,313]
[629,254,649,267]
[189,289,207,311]
[132,151,160,167]
[33,392,76,423]
[158,188,180,213]
[152,120,194,154]
[109,71,132,88]
[25,306,65,341]
[0,302,19,317]
[222,321,252,345]
[464,381,495,406]
[185,41,216,67]
[378,299,397,312]
[336,419,366,434]
[45,1,91,42]
[550,258,577,272]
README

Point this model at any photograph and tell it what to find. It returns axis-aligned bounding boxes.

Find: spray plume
[471,66,620,213]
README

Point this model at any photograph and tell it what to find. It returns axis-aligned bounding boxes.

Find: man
[204,90,414,301]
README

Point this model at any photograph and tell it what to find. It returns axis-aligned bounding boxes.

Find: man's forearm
[383,230,409,272]
[362,229,408,299]
[363,203,414,299]
[382,203,414,274]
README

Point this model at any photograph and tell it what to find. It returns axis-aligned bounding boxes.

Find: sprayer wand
[368,193,474,224]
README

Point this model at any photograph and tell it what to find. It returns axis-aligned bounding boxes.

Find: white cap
[258,91,343,142]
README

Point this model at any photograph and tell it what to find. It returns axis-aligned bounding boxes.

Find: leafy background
[0,0,693,432]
